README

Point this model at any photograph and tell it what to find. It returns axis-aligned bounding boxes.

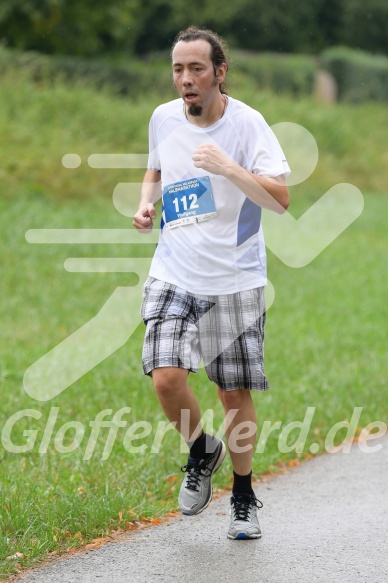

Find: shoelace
[231,494,263,521]
[180,450,217,492]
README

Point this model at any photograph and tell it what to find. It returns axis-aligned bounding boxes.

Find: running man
[133,26,290,539]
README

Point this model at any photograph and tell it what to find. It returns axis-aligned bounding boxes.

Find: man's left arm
[192,144,289,214]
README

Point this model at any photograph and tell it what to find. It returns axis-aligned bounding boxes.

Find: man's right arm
[132,169,161,233]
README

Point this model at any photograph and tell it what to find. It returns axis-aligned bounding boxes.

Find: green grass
[1,70,387,578]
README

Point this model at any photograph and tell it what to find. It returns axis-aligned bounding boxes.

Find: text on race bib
[162,176,217,229]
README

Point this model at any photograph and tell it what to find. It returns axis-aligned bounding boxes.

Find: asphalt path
[14,435,388,583]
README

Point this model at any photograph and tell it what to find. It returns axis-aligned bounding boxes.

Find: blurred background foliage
[1,0,388,57]
[1,0,388,104]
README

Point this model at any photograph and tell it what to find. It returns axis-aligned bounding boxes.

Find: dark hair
[171,26,229,94]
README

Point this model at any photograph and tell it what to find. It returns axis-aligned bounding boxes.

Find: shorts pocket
[141,278,192,323]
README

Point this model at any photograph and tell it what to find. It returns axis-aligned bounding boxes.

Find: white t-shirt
[147,96,290,295]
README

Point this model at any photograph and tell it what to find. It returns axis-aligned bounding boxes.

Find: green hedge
[230,51,317,96]
[0,47,175,99]
[322,46,388,103]
[0,46,317,100]
[3,45,388,103]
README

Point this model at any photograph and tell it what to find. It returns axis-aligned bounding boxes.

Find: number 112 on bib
[162,176,217,229]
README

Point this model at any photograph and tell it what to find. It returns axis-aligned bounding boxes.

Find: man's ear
[215,63,227,82]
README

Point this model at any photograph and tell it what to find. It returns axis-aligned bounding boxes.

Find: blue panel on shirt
[237,198,262,247]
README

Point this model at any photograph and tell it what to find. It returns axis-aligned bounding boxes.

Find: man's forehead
[172,39,212,64]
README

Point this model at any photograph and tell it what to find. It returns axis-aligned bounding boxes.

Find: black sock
[232,470,254,496]
[189,432,217,459]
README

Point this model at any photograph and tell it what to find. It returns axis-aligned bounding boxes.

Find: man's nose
[182,69,193,85]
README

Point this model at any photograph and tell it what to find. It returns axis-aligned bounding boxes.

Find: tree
[341,0,388,55]
[1,0,387,58]
[0,0,140,56]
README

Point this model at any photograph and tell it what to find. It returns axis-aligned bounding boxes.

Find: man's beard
[188,104,203,117]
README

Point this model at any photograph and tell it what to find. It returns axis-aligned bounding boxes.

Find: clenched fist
[133,203,157,234]
[192,144,235,176]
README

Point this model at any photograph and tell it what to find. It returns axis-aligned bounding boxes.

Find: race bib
[162,176,217,229]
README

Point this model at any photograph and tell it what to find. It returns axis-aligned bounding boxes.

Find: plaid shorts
[140,277,269,392]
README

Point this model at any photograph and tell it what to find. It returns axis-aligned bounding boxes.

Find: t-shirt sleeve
[248,115,291,178]
[147,113,161,171]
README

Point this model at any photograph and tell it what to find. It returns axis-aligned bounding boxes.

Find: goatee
[188,104,203,117]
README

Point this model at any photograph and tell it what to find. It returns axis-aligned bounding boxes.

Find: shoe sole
[180,440,227,516]
[227,531,262,540]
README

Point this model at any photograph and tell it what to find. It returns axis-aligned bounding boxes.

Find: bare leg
[152,367,203,442]
[217,387,257,475]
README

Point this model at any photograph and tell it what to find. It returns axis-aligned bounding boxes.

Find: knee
[218,388,249,411]
[152,368,187,400]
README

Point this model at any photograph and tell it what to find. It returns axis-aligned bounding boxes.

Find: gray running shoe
[178,438,226,515]
[227,493,263,540]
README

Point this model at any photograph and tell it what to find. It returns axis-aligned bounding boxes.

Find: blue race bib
[162,176,217,229]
